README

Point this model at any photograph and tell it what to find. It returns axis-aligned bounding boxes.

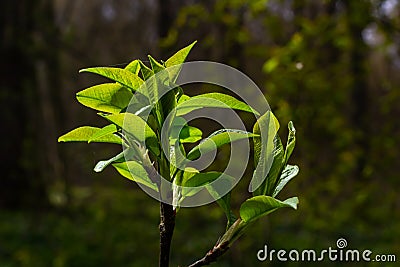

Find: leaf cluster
[58,41,300,263]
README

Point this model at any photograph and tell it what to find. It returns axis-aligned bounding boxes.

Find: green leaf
[76,83,133,114]
[170,117,202,143]
[179,126,202,143]
[239,196,298,223]
[124,59,141,75]
[148,55,165,73]
[172,167,197,210]
[187,129,256,160]
[112,161,158,191]
[183,171,227,188]
[249,111,280,193]
[79,67,144,92]
[215,193,237,228]
[94,151,124,172]
[272,165,299,197]
[283,121,296,166]
[205,177,237,228]
[139,60,154,80]
[58,126,121,144]
[103,113,160,156]
[89,124,118,143]
[165,41,197,82]
[253,135,284,196]
[176,93,258,116]
[177,94,190,104]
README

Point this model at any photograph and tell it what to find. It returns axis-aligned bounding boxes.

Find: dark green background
[1,0,399,266]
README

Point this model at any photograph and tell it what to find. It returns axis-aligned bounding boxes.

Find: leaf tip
[288,121,296,133]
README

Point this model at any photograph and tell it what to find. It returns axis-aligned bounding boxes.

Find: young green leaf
[239,196,298,223]
[139,60,154,80]
[169,117,202,143]
[124,59,141,75]
[177,94,190,104]
[79,67,144,92]
[283,121,296,166]
[176,93,259,116]
[165,41,197,82]
[148,55,165,74]
[206,177,237,228]
[89,124,118,143]
[215,193,237,229]
[103,113,160,156]
[183,171,228,188]
[249,111,279,193]
[94,151,124,172]
[272,165,299,197]
[58,126,122,144]
[76,83,133,114]
[253,135,284,196]
[187,129,256,160]
[112,161,158,191]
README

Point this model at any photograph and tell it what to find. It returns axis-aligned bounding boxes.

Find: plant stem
[187,241,230,267]
[158,147,175,267]
[187,219,248,267]
[159,202,175,267]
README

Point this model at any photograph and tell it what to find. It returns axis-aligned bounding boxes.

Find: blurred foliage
[162,0,400,265]
[1,0,399,266]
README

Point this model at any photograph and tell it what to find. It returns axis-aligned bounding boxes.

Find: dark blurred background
[1,0,399,266]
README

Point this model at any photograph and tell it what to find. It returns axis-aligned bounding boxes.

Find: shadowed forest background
[1,0,399,266]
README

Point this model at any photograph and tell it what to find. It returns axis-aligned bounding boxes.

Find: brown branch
[188,240,230,267]
[187,219,248,267]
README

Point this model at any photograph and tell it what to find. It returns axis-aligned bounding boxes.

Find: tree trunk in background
[0,0,48,209]
[343,1,371,180]
[0,0,65,209]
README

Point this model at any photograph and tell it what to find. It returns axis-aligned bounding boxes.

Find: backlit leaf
[103,113,160,156]
[240,196,298,223]
[112,161,158,191]
[76,83,133,114]
[165,41,197,82]
[58,126,121,144]
[176,93,258,116]
[79,67,144,92]
[187,129,255,160]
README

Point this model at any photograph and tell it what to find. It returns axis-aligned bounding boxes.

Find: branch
[159,202,176,267]
[187,219,248,267]
[188,240,230,267]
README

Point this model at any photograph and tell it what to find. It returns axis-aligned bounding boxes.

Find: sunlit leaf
[89,124,118,143]
[112,161,158,191]
[165,41,197,82]
[79,67,144,92]
[249,111,279,193]
[187,129,255,160]
[169,117,202,143]
[103,113,160,156]
[253,135,284,196]
[124,59,141,75]
[272,165,299,197]
[58,126,121,144]
[148,55,165,73]
[76,83,133,114]
[239,196,298,223]
[139,60,154,80]
[176,93,259,116]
